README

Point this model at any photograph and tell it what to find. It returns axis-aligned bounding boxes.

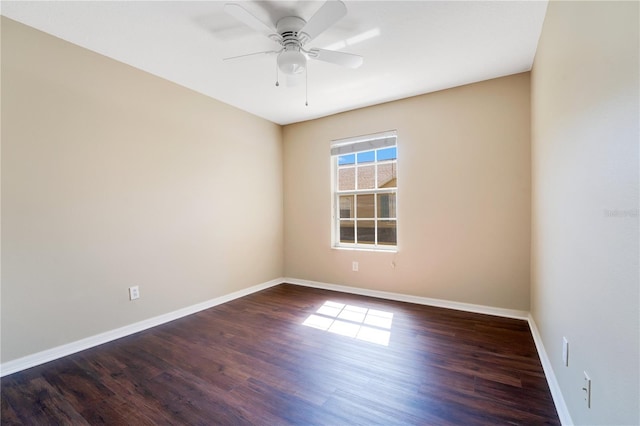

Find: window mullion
[374,192,378,246]
[374,150,378,246]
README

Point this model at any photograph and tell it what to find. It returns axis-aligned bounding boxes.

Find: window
[332,131,397,250]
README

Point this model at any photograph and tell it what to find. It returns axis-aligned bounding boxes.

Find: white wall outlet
[129,285,140,300]
[352,261,359,272]
[562,336,569,366]
[583,371,591,408]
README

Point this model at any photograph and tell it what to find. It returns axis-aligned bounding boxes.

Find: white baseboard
[1,275,570,426]
[284,277,529,320]
[0,278,283,377]
[527,314,573,426]
[286,277,572,423]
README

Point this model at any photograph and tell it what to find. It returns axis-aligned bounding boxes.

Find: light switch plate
[583,371,591,408]
[129,286,140,300]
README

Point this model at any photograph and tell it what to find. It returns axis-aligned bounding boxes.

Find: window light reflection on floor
[302,301,394,346]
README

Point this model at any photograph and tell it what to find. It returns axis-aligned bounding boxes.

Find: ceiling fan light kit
[224,0,364,104]
[278,49,306,75]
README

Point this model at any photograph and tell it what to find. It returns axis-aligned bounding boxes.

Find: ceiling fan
[223,1,364,83]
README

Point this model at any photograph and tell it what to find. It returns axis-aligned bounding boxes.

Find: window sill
[331,245,398,253]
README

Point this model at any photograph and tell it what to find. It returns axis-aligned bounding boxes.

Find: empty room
[1,1,638,425]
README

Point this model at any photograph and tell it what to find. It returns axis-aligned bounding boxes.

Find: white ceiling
[1,1,548,125]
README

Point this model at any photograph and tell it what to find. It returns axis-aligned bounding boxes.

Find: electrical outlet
[562,337,569,366]
[129,286,140,300]
[352,261,359,272]
[583,371,591,408]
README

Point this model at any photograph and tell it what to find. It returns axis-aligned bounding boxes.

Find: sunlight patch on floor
[302,301,394,346]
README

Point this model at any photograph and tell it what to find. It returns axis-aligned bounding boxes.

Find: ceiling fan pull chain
[275,61,280,87]
[305,67,309,106]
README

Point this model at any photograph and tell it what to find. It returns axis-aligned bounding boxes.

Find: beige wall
[531,1,639,425]
[1,18,284,363]
[8,10,636,425]
[283,73,531,311]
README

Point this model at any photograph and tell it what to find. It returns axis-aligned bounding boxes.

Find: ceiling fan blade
[223,50,281,62]
[224,3,278,40]
[309,48,363,69]
[299,1,347,44]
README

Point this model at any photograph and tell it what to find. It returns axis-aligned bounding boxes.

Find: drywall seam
[0,278,283,377]
[528,313,573,425]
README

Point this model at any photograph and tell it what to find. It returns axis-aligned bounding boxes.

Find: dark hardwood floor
[1,284,560,425]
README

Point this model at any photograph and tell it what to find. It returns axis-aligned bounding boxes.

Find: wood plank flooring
[1,284,560,425]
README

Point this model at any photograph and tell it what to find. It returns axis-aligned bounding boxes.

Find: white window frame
[331,130,398,252]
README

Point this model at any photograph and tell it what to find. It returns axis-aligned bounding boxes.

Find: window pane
[339,195,354,218]
[356,194,375,218]
[357,220,375,244]
[340,220,355,243]
[357,165,375,190]
[378,220,397,245]
[377,193,396,218]
[338,154,355,165]
[377,147,397,161]
[338,167,355,191]
[377,163,397,188]
[357,150,375,163]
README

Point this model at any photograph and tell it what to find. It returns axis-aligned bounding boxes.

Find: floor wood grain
[1,284,560,425]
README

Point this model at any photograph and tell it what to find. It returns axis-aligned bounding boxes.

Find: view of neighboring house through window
[331,131,397,250]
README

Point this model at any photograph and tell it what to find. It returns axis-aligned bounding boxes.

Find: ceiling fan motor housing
[276,16,306,42]
[276,16,307,75]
